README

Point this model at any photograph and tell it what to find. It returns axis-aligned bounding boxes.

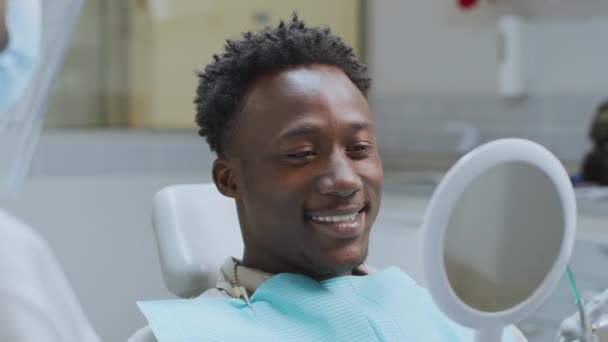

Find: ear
[212,158,239,199]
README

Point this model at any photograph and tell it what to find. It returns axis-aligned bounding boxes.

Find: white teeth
[311,212,358,223]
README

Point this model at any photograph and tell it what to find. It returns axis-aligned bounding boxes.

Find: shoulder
[0,209,47,253]
[0,210,101,342]
[0,209,58,287]
[0,209,59,290]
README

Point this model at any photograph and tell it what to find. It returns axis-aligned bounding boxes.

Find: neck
[241,249,355,281]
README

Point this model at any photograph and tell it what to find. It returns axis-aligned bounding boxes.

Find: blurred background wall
[44,0,608,165]
[368,0,608,167]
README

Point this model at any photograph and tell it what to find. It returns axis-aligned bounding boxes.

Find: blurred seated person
[0,0,7,50]
[582,100,608,185]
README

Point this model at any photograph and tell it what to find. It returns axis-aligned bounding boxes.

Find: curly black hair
[194,14,371,156]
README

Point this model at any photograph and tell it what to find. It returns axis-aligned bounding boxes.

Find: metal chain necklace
[232,260,252,307]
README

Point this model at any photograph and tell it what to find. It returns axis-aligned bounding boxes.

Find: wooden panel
[128,0,361,129]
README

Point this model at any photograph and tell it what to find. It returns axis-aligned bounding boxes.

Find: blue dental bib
[138,267,513,341]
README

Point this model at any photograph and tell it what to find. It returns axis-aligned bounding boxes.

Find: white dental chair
[152,183,243,298]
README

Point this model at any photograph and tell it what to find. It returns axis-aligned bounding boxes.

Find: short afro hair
[194,14,371,156]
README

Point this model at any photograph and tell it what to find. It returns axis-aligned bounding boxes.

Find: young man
[130,16,515,341]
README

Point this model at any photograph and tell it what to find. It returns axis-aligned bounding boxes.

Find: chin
[329,250,367,272]
[301,244,368,278]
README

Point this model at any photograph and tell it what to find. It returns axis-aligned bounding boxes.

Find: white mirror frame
[420,138,577,341]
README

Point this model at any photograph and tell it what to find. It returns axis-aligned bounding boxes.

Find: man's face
[216,64,383,279]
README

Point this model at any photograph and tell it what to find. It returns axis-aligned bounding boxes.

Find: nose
[317,151,363,197]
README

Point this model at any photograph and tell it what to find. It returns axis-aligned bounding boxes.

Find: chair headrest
[152,183,243,298]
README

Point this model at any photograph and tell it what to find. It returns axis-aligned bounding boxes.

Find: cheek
[259,162,314,194]
[360,158,384,191]
[241,165,307,215]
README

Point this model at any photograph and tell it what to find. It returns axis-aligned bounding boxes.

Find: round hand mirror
[420,139,577,341]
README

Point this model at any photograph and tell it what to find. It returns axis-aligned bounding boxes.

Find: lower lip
[307,211,365,239]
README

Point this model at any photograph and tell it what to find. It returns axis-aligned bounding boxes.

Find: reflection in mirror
[444,161,564,312]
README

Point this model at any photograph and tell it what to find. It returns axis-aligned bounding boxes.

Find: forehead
[248,65,359,103]
[236,65,372,141]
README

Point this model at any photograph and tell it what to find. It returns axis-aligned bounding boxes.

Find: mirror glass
[443,161,564,312]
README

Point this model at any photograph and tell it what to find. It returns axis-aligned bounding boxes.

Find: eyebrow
[278,121,372,140]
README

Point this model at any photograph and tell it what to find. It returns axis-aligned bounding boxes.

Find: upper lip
[305,204,368,218]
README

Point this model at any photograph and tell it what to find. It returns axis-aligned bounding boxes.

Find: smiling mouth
[310,211,359,223]
[305,205,368,239]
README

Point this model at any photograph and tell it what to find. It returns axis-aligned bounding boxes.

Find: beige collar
[217,257,374,298]
[219,257,273,297]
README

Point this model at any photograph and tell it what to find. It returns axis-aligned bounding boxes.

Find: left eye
[287,151,317,159]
